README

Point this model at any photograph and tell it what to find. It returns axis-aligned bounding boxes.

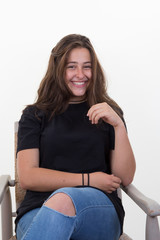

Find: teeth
[73,82,85,85]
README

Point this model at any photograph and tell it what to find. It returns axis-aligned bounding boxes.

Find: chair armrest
[0,175,15,239]
[121,184,160,217]
[0,175,15,204]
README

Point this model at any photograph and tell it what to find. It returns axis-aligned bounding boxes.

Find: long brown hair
[31,34,123,119]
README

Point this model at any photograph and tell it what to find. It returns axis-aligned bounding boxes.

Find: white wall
[0,0,160,239]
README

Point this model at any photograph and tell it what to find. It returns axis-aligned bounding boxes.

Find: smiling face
[65,47,92,101]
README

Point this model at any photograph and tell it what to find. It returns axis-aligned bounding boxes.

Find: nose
[76,67,85,79]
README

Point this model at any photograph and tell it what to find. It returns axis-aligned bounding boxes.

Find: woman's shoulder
[19,105,46,129]
[18,105,46,152]
[22,105,45,121]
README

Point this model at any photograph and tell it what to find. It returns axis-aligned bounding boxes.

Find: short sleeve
[109,125,115,150]
[17,106,45,153]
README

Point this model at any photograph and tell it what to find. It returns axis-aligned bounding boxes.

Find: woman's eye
[84,65,92,69]
[67,65,75,69]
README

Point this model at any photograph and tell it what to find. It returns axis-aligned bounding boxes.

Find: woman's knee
[44,192,76,217]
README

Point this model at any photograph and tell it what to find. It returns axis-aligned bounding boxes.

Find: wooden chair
[0,122,160,240]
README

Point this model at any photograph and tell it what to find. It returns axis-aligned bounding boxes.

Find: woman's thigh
[47,187,121,240]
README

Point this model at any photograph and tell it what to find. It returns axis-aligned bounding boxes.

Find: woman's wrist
[113,120,126,131]
[81,173,90,186]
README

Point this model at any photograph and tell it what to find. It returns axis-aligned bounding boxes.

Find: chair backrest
[14,122,26,209]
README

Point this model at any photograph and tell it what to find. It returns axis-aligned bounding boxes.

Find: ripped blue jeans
[16,187,121,240]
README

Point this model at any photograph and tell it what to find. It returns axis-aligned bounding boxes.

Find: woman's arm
[110,123,136,186]
[17,148,122,193]
[87,102,136,186]
[17,149,82,192]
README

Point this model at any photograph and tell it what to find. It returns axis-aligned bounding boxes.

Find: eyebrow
[67,61,92,64]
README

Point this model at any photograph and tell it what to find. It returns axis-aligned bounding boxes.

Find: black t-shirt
[15,101,125,233]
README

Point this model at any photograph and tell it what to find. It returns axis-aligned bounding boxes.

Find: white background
[0,0,160,239]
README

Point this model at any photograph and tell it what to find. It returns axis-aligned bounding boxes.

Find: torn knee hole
[44,192,76,217]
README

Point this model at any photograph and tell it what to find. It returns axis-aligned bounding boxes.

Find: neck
[69,99,86,104]
[69,95,87,104]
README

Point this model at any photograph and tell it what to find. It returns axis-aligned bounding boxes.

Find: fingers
[87,103,107,124]
[88,109,105,124]
[111,174,122,184]
[87,102,122,127]
[87,103,114,125]
[87,105,100,124]
[91,171,121,194]
[87,103,102,117]
[106,175,121,193]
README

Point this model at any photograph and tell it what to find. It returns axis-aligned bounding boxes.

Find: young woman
[16,34,136,240]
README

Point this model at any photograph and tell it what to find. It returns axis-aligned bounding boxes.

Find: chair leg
[1,187,13,240]
[146,215,160,240]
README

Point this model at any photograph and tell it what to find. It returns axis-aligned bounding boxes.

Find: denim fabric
[16,187,121,240]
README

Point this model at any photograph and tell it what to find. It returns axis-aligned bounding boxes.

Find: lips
[71,80,88,87]
[72,81,86,85]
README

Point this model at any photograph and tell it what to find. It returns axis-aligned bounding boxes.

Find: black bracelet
[87,173,90,186]
[82,173,84,185]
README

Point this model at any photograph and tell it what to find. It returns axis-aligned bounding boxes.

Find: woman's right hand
[90,172,121,193]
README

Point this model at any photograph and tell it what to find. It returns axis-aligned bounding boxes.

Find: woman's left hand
[87,102,123,127]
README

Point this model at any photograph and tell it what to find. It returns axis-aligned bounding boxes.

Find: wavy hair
[31,34,123,119]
